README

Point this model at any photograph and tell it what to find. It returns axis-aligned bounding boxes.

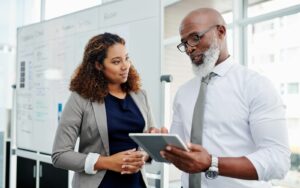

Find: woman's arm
[52,92,87,172]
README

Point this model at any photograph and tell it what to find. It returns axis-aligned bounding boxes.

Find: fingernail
[166,146,171,151]
[160,151,165,158]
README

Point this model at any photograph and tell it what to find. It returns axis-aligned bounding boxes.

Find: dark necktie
[189,72,216,188]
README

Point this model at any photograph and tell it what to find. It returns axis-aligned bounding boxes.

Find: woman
[52,33,156,188]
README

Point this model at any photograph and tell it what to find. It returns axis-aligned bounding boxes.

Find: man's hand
[160,143,211,173]
[146,127,169,133]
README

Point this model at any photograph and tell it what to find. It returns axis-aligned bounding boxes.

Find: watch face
[205,169,219,179]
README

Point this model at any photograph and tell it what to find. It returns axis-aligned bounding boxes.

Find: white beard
[192,39,220,78]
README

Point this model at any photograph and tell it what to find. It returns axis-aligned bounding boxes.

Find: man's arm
[160,143,258,180]
[219,156,257,180]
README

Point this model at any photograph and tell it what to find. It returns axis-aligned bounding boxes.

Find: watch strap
[211,156,218,168]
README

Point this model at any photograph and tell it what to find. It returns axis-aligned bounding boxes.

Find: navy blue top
[99,93,146,188]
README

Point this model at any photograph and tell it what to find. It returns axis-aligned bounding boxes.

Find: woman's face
[98,43,131,84]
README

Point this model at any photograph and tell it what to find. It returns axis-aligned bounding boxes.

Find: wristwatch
[205,156,219,179]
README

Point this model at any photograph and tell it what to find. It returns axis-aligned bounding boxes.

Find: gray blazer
[52,90,156,188]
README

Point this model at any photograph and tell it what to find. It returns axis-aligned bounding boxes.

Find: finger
[121,171,132,175]
[165,145,189,157]
[124,151,145,160]
[187,143,202,152]
[124,161,145,168]
[121,169,139,175]
[160,151,166,159]
[123,157,145,163]
[123,148,136,154]
[149,127,160,133]
[161,127,169,133]
[161,150,181,164]
[131,151,144,158]
[121,164,142,172]
[163,148,193,169]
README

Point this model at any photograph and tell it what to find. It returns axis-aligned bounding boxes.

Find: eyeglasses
[177,25,219,52]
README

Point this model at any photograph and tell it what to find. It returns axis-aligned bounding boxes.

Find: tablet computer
[129,133,189,163]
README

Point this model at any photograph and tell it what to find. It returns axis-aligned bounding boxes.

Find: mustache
[190,53,205,65]
[190,52,204,59]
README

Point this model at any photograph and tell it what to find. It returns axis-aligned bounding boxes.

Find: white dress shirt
[170,57,290,188]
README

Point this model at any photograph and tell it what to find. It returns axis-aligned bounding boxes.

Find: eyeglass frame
[177,25,220,52]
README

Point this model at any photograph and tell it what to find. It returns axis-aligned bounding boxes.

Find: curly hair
[70,33,141,102]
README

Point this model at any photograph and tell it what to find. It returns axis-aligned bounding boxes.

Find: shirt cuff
[245,153,264,180]
[84,153,100,174]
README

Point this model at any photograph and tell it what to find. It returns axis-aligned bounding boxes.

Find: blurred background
[0,0,300,187]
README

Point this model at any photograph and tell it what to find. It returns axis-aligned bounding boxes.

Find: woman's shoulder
[70,91,85,100]
[129,89,149,102]
[131,89,147,97]
[68,91,91,107]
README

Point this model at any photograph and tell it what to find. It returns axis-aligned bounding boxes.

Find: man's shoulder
[230,64,276,96]
[230,63,269,83]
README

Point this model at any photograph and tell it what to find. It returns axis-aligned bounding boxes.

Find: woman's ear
[95,62,103,71]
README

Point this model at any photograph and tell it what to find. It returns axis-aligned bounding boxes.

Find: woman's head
[70,33,141,102]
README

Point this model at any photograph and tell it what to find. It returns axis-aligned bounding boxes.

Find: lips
[191,53,204,66]
[120,72,128,77]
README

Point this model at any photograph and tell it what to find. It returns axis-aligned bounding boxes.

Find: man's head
[178,8,229,77]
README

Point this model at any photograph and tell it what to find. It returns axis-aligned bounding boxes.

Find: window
[248,13,300,188]
[17,0,41,25]
[248,0,300,17]
[288,83,299,94]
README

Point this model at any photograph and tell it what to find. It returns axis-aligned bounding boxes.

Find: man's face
[179,23,220,77]
[180,23,216,65]
[192,37,220,77]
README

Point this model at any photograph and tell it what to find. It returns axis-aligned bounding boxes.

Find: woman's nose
[121,61,129,70]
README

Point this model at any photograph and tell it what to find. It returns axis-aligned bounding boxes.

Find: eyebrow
[111,57,121,61]
[111,53,129,61]
[181,32,198,42]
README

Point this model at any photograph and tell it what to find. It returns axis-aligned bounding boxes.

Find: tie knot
[201,72,217,84]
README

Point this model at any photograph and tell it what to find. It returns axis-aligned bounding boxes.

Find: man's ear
[95,62,103,71]
[217,25,226,39]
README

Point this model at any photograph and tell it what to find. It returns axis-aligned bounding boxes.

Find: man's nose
[186,45,195,55]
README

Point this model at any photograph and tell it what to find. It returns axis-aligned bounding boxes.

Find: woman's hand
[120,150,147,174]
[95,148,145,174]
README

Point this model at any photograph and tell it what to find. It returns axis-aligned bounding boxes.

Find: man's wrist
[205,155,219,179]
[204,154,212,172]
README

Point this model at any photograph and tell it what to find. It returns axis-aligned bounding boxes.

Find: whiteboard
[16,0,162,154]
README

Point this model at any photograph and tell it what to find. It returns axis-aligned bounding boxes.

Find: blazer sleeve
[52,92,88,172]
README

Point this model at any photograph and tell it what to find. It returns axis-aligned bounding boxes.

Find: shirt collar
[212,56,234,77]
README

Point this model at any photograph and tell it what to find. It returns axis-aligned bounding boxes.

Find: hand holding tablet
[129,133,188,163]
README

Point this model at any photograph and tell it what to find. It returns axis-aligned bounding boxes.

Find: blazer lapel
[92,101,110,155]
[130,91,147,130]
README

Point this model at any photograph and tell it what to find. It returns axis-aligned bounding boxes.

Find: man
[159,8,290,188]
